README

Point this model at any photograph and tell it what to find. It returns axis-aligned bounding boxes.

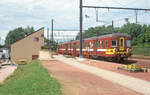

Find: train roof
[72,33,130,42]
[59,33,131,44]
[86,33,130,40]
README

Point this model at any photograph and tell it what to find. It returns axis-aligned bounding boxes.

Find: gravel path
[0,65,17,84]
[41,60,141,95]
[55,55,150,95]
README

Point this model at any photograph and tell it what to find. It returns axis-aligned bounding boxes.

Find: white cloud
[0,0,150,40]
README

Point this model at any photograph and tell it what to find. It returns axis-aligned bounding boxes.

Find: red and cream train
[58,33,132,62]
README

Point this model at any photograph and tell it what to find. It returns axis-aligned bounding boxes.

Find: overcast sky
[0,0,150,40]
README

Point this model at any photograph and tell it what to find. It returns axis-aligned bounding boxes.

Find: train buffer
[117,64,148,73]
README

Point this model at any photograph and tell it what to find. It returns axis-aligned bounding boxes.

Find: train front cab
[117,36,132,60]
[108,36,132,61]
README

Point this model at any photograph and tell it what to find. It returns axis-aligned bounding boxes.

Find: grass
[0,60,62,95]
[132,47,150,56]
[132,44,150,56]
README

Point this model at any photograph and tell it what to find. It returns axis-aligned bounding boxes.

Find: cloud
[0,0,150,41]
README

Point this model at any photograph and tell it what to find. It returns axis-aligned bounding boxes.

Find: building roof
[11,27,44,46]
[0,48,8,51]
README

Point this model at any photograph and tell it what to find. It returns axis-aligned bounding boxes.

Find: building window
[111,40,117,47]
[32,55,39,60]
[41,34,44,37]
[127,40,131,47]
[34,37,39,42]
[105,40,108,48]
[41,46,44,49]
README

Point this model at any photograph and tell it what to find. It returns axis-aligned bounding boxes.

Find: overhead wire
[87,0,150,25]
[103,11,150,26]
[53,20,78,42]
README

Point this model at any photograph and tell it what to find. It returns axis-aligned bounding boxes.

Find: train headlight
[127,48,131,53]
[129,48,132,52]
[114,48,118,52]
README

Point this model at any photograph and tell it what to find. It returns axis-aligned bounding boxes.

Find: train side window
[94,42,97,47]
[97,41,100,48]
[127,40,131,47]
[111,40,117,47]
[105,40,108,48]
[75,44,77,48]
[83,43,86,48]
[100,41,103,48]
[73,44,76,48]
[86,43,88,47]
[77,44,79,48]
[99,41,101,48]
[89,42,93,48]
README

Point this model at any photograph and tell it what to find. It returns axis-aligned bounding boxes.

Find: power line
[83,6,150,11]
[53,20,79,31]
[83,5,150,26]
[104,11,148,26]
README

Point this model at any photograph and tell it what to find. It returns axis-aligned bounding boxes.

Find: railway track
[63,53,150,70]
[95,57,150,69]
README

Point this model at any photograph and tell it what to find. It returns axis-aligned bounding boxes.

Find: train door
[94,40,97,56]
[69,44,71,54]
[119,37,125,50]
[65,44,68,54]
[73,43,76,56]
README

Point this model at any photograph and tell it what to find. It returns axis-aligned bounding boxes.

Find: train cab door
[119,37,125,51]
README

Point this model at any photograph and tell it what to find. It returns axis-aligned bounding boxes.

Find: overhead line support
[79,0,83,58]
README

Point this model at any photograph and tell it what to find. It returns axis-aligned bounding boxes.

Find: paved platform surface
[0,65,17,84]
[41,60,141,95]
[80,59,150,81]
[54,55,150,95]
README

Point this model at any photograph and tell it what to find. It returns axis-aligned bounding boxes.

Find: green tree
[24,26,34,35]
[75,23,150,46]
[120,23,142,45]
[145,26,150,43]
[138,24,147,43]
[76,25,116,40]
[44,38,58,51]
[5,26,34,48]
[0,45,4,48]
